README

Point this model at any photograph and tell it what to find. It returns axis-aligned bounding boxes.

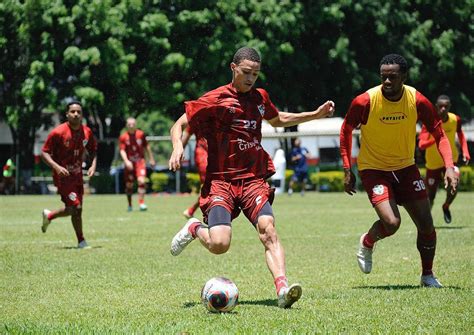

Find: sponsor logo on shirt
[237,138,262,151]
[372,184,385,195]
[137,139,142,146]
[379,112,407,125]
[257,104,265,116]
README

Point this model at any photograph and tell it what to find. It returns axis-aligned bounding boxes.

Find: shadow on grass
[353,285,463,290]
[434,226,466,230]
[60,246,103,250]
[183,299,277,309]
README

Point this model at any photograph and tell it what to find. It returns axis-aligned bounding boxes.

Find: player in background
[418,94,470,223]
[287,138,310,196]
[181,126,208,219]
[119,117,155,211]
[41,101,97,249]
[340,54,458,288]
[169,47,335,308]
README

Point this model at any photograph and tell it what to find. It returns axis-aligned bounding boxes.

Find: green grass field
[1,192,473,334]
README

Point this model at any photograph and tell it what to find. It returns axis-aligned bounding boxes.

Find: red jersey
[185,83,279,181]
[42,122,97,183]
[119,129,148,163]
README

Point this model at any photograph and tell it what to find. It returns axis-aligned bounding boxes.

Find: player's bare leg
[183,198,200,218]
[442,185,457,224]
[257,214,301,308]
[403,198,442,287]
[126,180,134,212]
[357,199,400,273]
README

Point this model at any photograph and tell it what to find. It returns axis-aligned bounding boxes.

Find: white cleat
[42,209,51,233]
[77,240,91,249]
[278,283,302,308]
[139,203,148,211]
[356,233,374,274]
[421,274,443,288]
[170,218,201,256]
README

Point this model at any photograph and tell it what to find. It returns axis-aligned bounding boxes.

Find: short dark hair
[380,54,408,74]
[233,47,261,65]
[437,94,450,102]
[66,100,83,111]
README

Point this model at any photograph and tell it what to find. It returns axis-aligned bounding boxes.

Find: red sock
[363,233,375,249]
[188,222,201,238]
[442,203,449,210]
[138,198,145,205]
[47,212,55,221]
[188,206,196,216]
[274,275,288,295]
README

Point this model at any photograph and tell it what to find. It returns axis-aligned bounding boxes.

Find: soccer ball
[201,277,239,313]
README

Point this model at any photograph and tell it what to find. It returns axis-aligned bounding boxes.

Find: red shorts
[425,166,460,190]
[55,175,84,207]
[195,147,208,184]
[200,178,275,224]
[124,159,147,184]
[360,165,427,206]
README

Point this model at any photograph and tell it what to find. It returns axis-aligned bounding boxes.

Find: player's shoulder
[351,90,371,107]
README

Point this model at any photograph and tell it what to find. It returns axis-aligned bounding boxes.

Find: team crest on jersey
[427,178,435,186]
[137,139,142,145]
[257,104,265,116]
[83,139,88,147]
[372,184,385,196]
[68,192,78,201]
[227,107,236,114]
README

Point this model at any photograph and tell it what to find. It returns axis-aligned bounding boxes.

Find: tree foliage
[1,0,472,168]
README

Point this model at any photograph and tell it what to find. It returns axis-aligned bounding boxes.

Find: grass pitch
[1,191,473,334]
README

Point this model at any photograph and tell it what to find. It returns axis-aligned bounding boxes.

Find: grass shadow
[60,246,103,250]
[353,285,463,290]
[183,298,278,309]
[434,226,466,230]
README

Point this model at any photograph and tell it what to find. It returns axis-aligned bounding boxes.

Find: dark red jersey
[42,122,97,183]
[185,83,279,181]
[119,129,148,163]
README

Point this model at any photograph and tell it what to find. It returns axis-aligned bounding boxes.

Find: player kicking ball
[169,47,335,308]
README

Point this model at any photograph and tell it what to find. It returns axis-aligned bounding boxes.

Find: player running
[340,54,458,288]
[169,47,335,308]
[119,117,155,212]
[41,101,97,249]
[418,94,470,223]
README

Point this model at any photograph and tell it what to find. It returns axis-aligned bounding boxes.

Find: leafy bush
[309,171,345,192]
[459,166,474,191]
[150,172,169,192]
[186,173,201,193]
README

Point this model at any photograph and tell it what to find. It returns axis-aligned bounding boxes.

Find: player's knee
[209,240,230,254]
[382,217,401,235]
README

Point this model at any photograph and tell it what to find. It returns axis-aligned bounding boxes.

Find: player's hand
[87,167,96,177]
[169,147,184,171]
[343,168,356,195]
[316,100,335,118]
[444,166,459,194]
[462,155,470,165]
[55,165,69,177]
[149,158,156,168]
[125,161,133,171]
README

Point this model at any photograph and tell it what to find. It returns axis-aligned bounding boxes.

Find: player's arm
[41,151,69,177]
[119,137,133,171]
[145,143,155,168]
[418,125,436,150]
[267,100,335,128]
[87,152,97,177]
[181,127,193,149]
[417,92,458,191]
[340,94,369,196]
[169,113,189,171]
[456,115,470,165]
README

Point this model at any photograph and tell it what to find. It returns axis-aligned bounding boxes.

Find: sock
[138,198,145,205]
[188,206,196,216]
[47,211,56,221]
[363,233,375,249]
[274,275,288,295]
[76,234,85,243]
[442,203,449,210]
[188,221,202,238]
[417,230,437,276]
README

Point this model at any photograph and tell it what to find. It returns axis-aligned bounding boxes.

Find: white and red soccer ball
[201,277,239,313]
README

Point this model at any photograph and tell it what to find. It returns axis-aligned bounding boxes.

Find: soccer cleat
[278,283,302,308]
[182,208,193,219]
[356,233,374,274]
[77,240,91,249]
[442,206,451,224]
[420,274,443,288]
[127,206,133,212]
[42,209,51,233]
[139,203,148,211]
[170,218,201,256]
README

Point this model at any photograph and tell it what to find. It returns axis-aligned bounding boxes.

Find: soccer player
[41,101,97,249]
[181,127,208,219]
[287,138,310,196]
[169,47,335,308]
[418,94,470,223]
[340,54,458,288]
[119,117,155,211]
